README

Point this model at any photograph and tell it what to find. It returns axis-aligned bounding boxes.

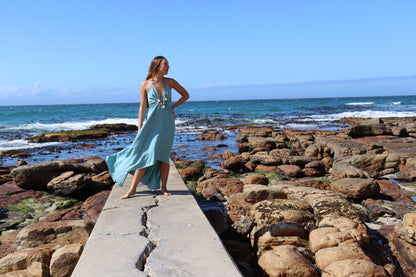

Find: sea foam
[3,118,138,132]
[0,139,62,151]
[345,102,374,106]
[309,110,416,122]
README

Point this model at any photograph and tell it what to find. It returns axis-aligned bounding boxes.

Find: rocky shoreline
[178,117,416,276]
[1,117,416,276]
[0,157,113,276]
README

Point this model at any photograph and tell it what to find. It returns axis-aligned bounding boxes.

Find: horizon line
[1,93,415,107]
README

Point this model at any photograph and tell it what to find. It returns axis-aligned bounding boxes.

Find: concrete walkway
[71,161,242,277]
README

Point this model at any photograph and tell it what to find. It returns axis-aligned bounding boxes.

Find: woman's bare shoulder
[141,80,152,90]
[165,77,178,87]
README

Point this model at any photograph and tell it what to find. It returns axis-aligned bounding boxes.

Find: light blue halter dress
[106,79,175,189]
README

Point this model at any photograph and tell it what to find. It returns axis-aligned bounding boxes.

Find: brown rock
[255,164,281,173]
[0,149,30,158]
[202,146,217,151]
[238,140,276,154]
[0,245,54,276]
[256,231,308,256]
[309,227,369,253]
[304,144,320,157]
[27,129,110,142]
[285,156,318,167]
[400,157,416,181]
[389,235,416,277]
[317,216,368,235]
[391,126,408,136]
[242,175,269,185]
[222,151,234,160]
[240,152,251,163]
[11,160,92,190]
[0,182,44,208]
[47,172,92,196]
[174,160,192,167]
[363,180,416,220]
[258,245,318,277]
[0,168,11,175]
[331,161,370,180]
[321,156,334,171]
[250,199,313,229]
[330,178,380,198]
[0,174,12,185]
[226,193,252,223]
[230,184,244,194]
[222,155,244,171]
[201,186,220,199]
[84,157,108,173]
[253,221,309,243]
[393,212,416,245]
[344,153,401,178]
[288,178,332,190]
[277,164,302,177]
[303,160,326,177]
[197,174,244,196]
[250,152,282,166]
[15,160,27,167]
[81,190,110,223]
[14,220,93,251]
[347,124,392,138]
[243,185,287,204]
[269,148,297,160]
[0,230,19,259]
[76,143,96,149]
[322,259,388,277]
[178,166,201,181]
[41,206,82,222]
[91,171,114,189]
[315,246,372,271]
[314,136,368,160]
[49,243,83,277]
[244,161,256,172]
[197,129,226,140]
[239,127,274,138]
[90,123,137,132]
[276,184,367,222]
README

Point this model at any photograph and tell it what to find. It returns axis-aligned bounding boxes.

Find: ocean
[1,95,416,167]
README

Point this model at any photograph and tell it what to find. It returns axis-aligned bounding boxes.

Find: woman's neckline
[152,78,166,98]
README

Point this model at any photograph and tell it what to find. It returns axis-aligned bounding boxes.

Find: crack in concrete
[136,195,159,272]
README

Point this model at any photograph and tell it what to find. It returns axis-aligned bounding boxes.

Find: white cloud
[0,83,138,105]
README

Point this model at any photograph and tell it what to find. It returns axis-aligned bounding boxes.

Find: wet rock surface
[26,123,137,143]
[0,157,112,276]
[176,118,416,277]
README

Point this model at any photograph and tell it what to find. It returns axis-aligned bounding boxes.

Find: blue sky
[1,0,415,105]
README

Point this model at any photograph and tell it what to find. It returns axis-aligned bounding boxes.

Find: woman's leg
[160,161,171,195]
[120,168,146,199]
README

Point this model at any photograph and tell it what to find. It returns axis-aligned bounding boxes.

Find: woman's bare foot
[120,190,136,199]
[161,190,171,196]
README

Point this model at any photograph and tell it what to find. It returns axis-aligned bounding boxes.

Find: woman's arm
[169,78,190,110]
[138,81,148,131]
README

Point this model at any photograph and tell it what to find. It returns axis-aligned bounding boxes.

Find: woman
[106,56,190,199]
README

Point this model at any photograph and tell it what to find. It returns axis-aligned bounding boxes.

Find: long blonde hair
[146,56,166,80]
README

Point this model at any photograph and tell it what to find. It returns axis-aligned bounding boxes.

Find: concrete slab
[71,234,150,277]
[103,182,159,209]
[146,225,240,277]
[146,194,210,228]
[72,160,241,277]
[92,206,145,235]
